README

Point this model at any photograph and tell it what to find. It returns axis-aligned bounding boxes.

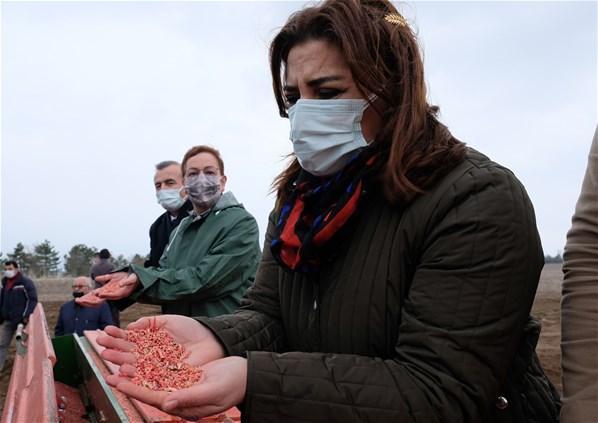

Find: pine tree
[129,253,147,266]
[8,243,34,274]
[113,254,129,268]
[33,240,61,277]
[64,244,97,276]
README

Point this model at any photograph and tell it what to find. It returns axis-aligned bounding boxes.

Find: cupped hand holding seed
[95,271,128,286]
[108,356,247,421]
[77,272,131,307]
[74,289,105,307]
[96,273,139,300]
[76,272,137,306]
[98,315,225,368]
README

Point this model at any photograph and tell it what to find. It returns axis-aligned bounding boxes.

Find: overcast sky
[1,1,596,264]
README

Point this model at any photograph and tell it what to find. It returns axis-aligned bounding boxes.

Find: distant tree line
[0,241,564,277]
[545,253,563,264]
[0,241,147,278]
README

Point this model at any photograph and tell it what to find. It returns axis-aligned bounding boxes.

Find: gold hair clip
[384,13,407,27]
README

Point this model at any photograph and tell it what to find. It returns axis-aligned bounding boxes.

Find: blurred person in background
[90,248,115,284]
[561,125,598,422]
[90,248,119,326]
[145,160,193,268]
[55,276,113,337]
[0,260,37,371]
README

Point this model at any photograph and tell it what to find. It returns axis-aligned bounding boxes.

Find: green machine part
[52,334,131,422]
[52,335,82,387]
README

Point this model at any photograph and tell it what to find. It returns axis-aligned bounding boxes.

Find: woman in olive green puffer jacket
[197,148,559,423]
[97,1,560,421]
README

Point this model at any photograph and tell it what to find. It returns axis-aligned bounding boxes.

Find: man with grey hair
[145,160,193,267]
[54,276,113,337]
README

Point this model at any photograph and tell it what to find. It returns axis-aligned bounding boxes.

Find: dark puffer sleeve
[240,162,543,422]
[196,212,287,355]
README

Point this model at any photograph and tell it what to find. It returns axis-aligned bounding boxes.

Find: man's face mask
[288,97,374,176]
[184,173,221,209]
[156,188,186,212]
[3,269,16,279]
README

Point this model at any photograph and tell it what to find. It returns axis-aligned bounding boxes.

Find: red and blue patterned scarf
[271,148,381,272]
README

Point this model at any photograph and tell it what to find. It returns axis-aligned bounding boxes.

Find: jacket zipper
[311,275,321,351]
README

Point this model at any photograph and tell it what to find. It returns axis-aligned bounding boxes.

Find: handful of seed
[126,325,203,391]
[76,279,122,306]
[98,279,121,295]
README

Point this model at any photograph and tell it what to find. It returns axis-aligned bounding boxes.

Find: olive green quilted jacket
[199,150,560,423]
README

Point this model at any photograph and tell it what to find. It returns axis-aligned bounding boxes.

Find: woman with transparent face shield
[97,1,560,421]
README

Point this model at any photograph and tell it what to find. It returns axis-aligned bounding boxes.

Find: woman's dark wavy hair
[270,0,466,210]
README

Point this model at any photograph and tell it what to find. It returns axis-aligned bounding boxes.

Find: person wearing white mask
[145,160,194,268]
[78,146,261,318]
[0,260,37,371]
[97,1,559,421]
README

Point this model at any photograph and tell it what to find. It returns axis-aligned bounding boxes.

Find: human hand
[96,273,139,300]
[75,289,105,307]
[97,315,226,369]
[95,272,128,286]
[75,273,136,306]
[107,356,247,421]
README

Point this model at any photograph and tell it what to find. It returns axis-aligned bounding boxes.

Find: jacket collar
[189,191,243,220]
[2,272,21,287]
[213,191,242,212]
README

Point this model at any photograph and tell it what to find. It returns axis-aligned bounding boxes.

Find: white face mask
[156,188,186,212]
[184,173,221,209]
[3,270,16,279]
[288,98,372,176]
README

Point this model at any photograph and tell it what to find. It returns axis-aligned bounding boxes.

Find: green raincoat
[130,192,261,317]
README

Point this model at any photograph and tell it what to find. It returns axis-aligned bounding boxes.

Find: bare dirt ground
[0,264,563,412]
